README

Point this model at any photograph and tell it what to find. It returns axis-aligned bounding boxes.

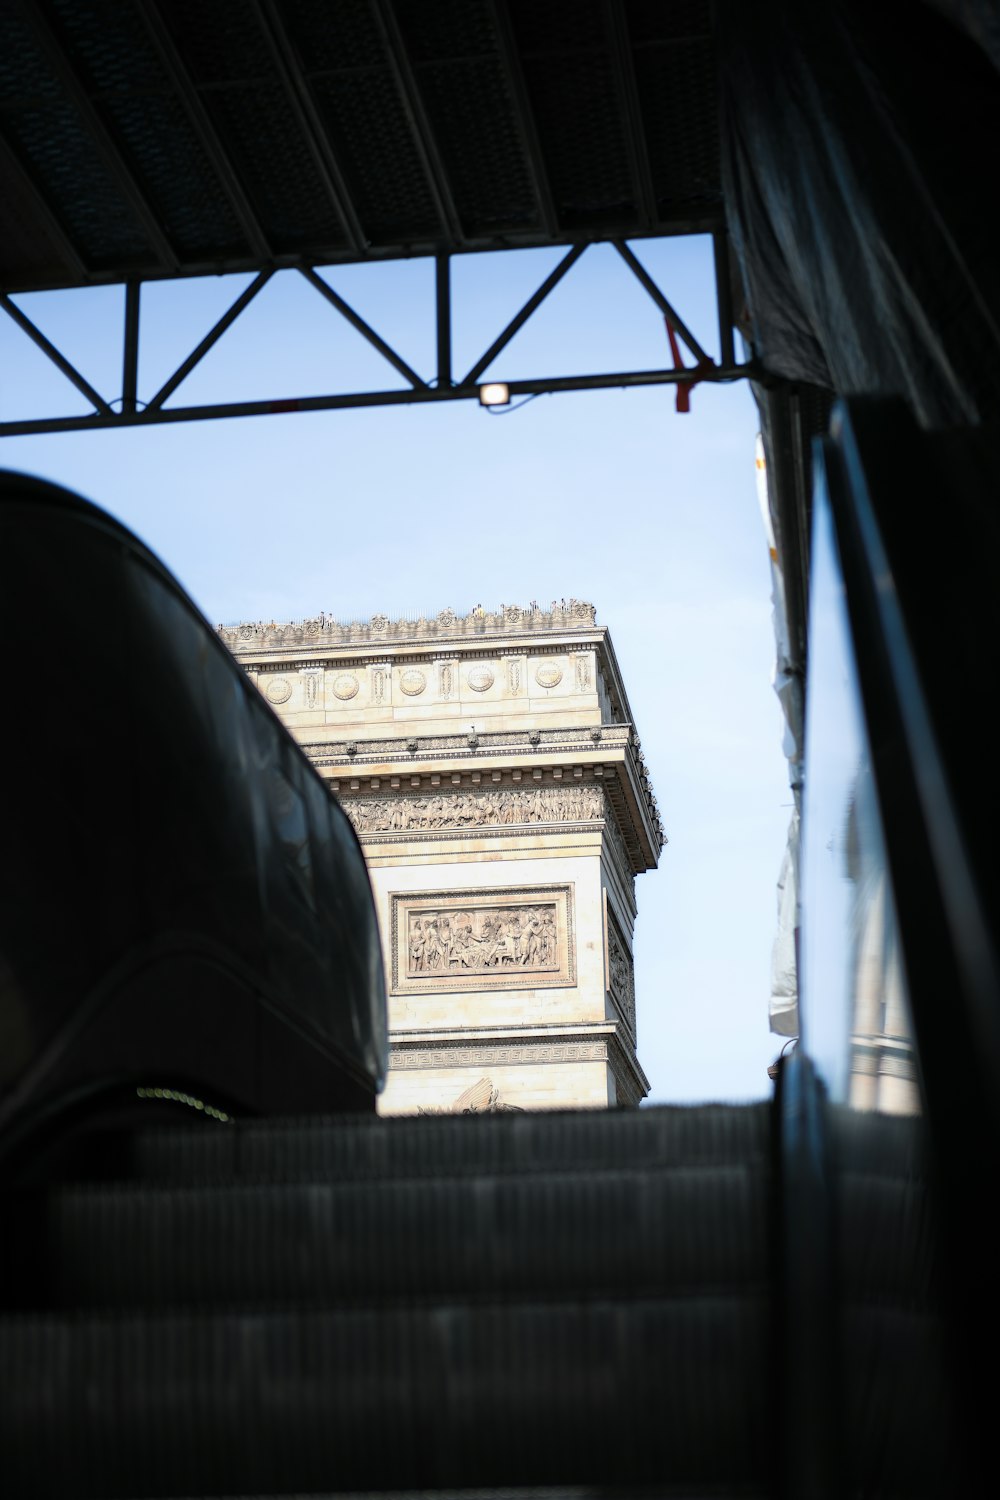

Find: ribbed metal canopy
[1,0,721,293]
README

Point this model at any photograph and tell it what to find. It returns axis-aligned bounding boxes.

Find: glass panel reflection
[801,476,920,1114]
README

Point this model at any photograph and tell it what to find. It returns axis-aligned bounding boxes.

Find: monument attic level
[222,600,662,1112]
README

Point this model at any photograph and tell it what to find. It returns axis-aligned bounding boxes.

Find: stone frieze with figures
[605,903,637,1040]
[341,783,604,835]
[390,885,575,995]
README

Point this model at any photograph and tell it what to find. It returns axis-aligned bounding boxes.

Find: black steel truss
[0,237,750,437]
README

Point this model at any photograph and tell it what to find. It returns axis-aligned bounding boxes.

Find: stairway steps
[72,1103,771,1186]
[0,1296,770,1499]
[8,1164,768,1312]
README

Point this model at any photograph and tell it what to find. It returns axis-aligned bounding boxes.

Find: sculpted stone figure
[409,919,426,972]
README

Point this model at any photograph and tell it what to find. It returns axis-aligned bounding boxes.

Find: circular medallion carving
[332,673,360,701]
[467,665,495,692]
[265,676,292,704]
[399,669,427,696]
[535,663,563,688]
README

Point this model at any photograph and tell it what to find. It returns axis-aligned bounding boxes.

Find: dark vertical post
[713,228,736,370]
[123,281,141,415]
[777,1050,839,1500]
[436,253,451,388]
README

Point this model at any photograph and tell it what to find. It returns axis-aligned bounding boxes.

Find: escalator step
[0,1296,769,1499]
[9,1164,768,1312]
[130,1490,771,1500]
[73,1103,771,1186]
[828,1107,928,1180]
[840,1304,958,1496]
[835,1171,938,1305]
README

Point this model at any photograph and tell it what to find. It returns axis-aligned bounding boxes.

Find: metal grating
[522,48,635,222]
[283,0,385,71]
[311,70,440,239]
[636,40,720,212]
[204,84,349,249]
[1,0,725,292]
[4,102,153,264]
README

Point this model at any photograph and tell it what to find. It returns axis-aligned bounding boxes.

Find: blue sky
[1,233,791,1102]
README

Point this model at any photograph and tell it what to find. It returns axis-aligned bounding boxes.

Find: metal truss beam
[145,271,274,412]
[122,281,140,415]
[0,364,753,436]
[0,290,112,415]
[713,227,737,370]
[436,253,452,386]
[300,267,426,389]
[613,239,712,366]
[462,243,584,386]
[0,242,749,438]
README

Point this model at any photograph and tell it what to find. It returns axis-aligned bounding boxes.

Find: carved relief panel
[390,885,575,995]
[604,894,637,1039]
[572,651,593,692]
[438,659,456,699]
[262,673,294,707]
[302,667,323,709]
[504,654,525,696]
[463,661,498,696]
[343,783,604,835]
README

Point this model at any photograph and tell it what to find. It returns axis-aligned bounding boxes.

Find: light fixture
[478,382,510,407]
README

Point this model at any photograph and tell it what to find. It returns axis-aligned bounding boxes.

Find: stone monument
[220,601,663,1112]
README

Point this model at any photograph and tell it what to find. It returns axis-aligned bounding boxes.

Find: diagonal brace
[146,271,274,411]
[462,244,587,386]
[0,291,112,414]
[613,240,713,367]
[300,267,427,388]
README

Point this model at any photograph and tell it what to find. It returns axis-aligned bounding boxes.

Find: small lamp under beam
[478,382,510,408]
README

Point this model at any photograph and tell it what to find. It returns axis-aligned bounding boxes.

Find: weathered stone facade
[220,602,662,1113]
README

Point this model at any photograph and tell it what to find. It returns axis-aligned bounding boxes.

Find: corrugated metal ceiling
[0,0,721,292]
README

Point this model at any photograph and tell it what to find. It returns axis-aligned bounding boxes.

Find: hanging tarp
[717,0,1000,427]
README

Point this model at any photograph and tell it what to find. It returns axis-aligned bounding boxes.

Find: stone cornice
[217,603,665,864]
[303,723,663,870]
[302,723,630,764]
[220,599,597,654]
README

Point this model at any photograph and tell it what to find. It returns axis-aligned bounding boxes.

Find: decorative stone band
[304,723,631,759]
[221,598,597,653]
[342,783,604,834]
[391,1039,606,1069]
[387,1027,649,1105]
[296,721,663,853]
